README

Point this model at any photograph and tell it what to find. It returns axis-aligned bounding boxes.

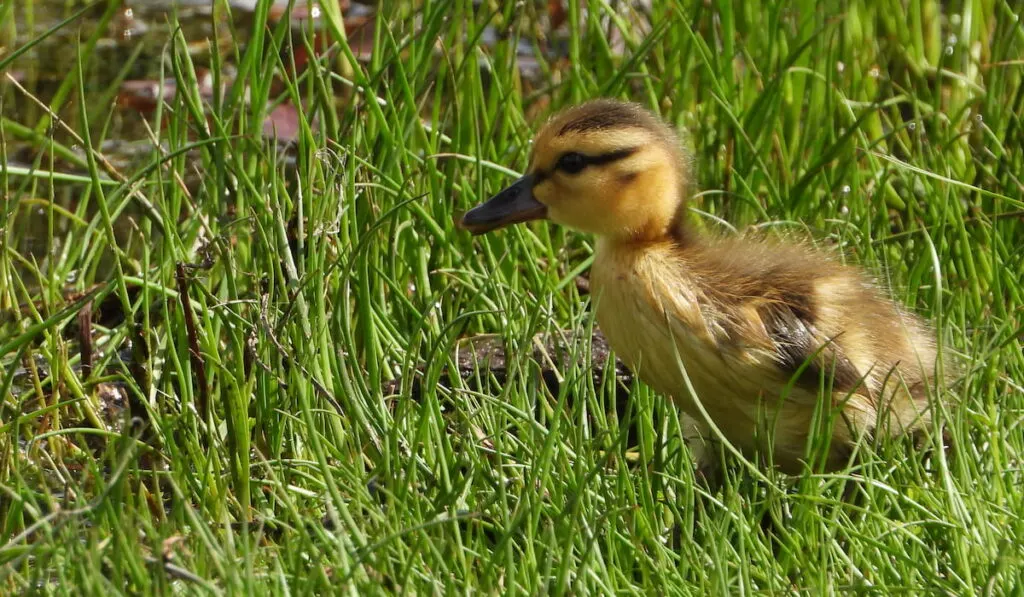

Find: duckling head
[459,99,692,242]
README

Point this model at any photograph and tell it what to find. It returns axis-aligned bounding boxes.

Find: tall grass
[1,0,1021,592]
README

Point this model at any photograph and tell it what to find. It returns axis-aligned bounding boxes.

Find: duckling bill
[460,174,546,234]
[459,99,946,474]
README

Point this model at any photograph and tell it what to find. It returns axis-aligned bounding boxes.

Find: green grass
[1,0,1022,593]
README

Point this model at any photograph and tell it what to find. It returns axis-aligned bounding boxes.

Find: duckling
[459,99,946,475]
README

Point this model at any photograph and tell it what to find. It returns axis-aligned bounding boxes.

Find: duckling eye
[556,152,587,174]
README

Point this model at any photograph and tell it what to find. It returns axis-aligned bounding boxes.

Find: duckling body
[592,234,938,472]
[460,99,944,473]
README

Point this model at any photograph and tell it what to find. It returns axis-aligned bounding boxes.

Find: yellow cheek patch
[531,178,558,204]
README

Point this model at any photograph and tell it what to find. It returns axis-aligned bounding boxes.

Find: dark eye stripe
[534,147,638,180]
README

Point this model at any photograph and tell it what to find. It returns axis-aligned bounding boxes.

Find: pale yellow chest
[590,240,711,407]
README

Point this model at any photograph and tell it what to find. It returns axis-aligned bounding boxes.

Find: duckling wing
[642,241,867,396]
[669,237,940,422]
[747,285,866,395]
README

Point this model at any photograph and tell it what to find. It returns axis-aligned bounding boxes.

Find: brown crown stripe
[556,100,658,135]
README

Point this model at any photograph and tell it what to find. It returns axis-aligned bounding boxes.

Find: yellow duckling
[459,99,946,475]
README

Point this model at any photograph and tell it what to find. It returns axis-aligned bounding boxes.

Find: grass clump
[0,0,1021,593]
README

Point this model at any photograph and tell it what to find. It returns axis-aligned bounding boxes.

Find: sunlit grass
[1,0,1021,592]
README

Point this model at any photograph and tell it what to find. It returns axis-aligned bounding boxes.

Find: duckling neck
[666,206,692,246]
[603,210,693,249]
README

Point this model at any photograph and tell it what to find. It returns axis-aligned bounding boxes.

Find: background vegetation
[1,0,1021,593]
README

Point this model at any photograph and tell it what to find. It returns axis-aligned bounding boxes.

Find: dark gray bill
[458,174,547,235]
